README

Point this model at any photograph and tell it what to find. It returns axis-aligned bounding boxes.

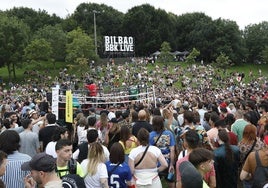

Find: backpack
[56,158,77,177]
[56,158,86,188]
[252,151,268,188]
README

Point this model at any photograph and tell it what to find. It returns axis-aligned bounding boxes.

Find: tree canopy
[0,3,268,81]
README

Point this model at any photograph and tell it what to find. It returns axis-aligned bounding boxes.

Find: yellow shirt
[119,136,138,154]
[57,161,84,178]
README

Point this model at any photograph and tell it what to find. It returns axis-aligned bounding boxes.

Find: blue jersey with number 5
[105,161,132,188]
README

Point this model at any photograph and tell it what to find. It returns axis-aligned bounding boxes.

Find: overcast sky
[1,0,267,29]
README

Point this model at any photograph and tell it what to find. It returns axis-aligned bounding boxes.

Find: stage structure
[51,84,156,122]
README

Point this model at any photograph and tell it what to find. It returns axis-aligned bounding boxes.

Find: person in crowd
[88,107,100,121]
[105,118,121,151]
[1,116,24,133]
[119,125,137,163]
[128,128,168,188]
[132,110,153,137]
[178,161,203,188]
[39,113,59,151]
[29,109,45,134]
[21,153,62,188]
[19,118,40,157]
[224,113,236,131]
[130,110,139,128]
[176,129,216,188]
[162,106,178,132]
[105,142,133,188]
[202,112,211,131]
[182,110,196,129]
[0,130,31,188]
[76,116,88,145]
[45,126,69,158]
[177,105,189,127]
[214,129,240,188]
[228,103,237,115]
[0,151,8,187]
[197,102,207,126]
[96,112,111,144]
[84,79,97,102]
[73,129,110,163]
[215,119,238,146]
[81,142,109,188]
[245,100,260,127]
[149,115,176,188]
[55,139,84,178]
[188,148,214,188]
[231,110,249,142]
[240,134,268,188]
[257,103,268,138]
[238,124,264,187]
[207,112,220,147]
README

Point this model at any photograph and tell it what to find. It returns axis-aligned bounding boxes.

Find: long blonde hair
[87,142,105,176]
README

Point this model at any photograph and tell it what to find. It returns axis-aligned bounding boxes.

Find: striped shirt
[1,151,31,188]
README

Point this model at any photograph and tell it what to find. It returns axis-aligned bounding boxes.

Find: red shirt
[85,83,97,96]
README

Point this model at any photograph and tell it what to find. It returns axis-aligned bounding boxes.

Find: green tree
[65,28,96,63]
[0,13,30,81]
[34,24,67,61]
[158,41,173,63]
[212,19,244,64]
[262,46,268,64]
[24,38,52,62]
[5,7,62,33]
[185,48,200,64]
[244,21,268,63]
[215,52,231,69]
[175,13,213,57]
[71,3,124,56]
[123,4,174,56]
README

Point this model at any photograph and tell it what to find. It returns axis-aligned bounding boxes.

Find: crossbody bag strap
[255,150,261,166]
[135,145,150,167]
[154,130,164,146]
[244,139,257,161]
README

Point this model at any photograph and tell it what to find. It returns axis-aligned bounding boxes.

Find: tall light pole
[93,10,100,56]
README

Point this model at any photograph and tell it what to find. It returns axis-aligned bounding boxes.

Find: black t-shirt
[39,125,58,150]
[132,121,153,137]
[108,132,120,151]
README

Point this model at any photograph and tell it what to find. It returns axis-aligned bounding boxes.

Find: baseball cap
[179,161,203,188]
[21,153,56,172]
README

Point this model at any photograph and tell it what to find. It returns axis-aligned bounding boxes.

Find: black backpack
[56,158,86,188]
[252,151,268,188]
[56,158,77,177]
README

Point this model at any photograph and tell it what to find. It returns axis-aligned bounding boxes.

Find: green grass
[0,61,71,83]
[0,60,267,89]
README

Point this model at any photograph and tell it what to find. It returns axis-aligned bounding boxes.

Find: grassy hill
[0,60,267,89]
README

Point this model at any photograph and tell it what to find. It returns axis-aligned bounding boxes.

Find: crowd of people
[0,60,267,187]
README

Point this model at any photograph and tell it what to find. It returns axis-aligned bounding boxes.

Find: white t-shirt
[45,141,57,158]
[81,159,108,188]
[128,145,161,161]
[77,126,86,145]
